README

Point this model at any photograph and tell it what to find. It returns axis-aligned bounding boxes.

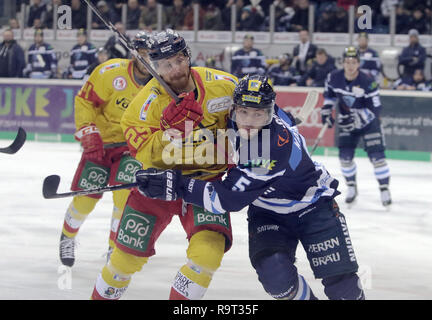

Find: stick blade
[43,175,61,199]
[0,127,27,154]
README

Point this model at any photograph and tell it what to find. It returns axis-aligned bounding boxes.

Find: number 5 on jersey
[232,177,251,191]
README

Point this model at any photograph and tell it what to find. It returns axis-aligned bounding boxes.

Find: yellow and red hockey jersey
[75,58,149,144]
[121,67,238,179]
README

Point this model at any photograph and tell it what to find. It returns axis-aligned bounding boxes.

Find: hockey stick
[42,175,139,199]
[81,0,180,103]
[43,92,319,199]
[294,90,319,125]
[0,127,27,154]
[310,123,328,156]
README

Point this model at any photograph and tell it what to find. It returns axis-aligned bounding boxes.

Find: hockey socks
[170,263,210,300]
[62,197,98,238]
[91,263,131,300]
[170,230,226,300]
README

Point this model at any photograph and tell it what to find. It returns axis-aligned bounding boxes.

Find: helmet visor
[229,104,273,127]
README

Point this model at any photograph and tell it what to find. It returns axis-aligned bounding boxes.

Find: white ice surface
[0,141,431,300]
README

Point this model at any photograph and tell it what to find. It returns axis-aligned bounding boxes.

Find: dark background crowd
[4,0,432,33]
[1,0,432,92]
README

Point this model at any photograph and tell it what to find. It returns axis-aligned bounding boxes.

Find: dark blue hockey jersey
[359,47,381,81]
[323,69,382,130]
[181,106,340,215]
[24,43,57,79]
[231,48,267,79]
[67,42,97,79]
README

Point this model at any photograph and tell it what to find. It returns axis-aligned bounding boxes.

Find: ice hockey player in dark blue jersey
[230,34,267,79]
[23,29,58,79]
[357,32,381,82]
[134,75,365,300]
[321,46,391,207]
[64,29,97,80]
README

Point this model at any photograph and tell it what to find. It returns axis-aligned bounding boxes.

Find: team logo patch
[242,94,261,104]
[248,79,261,92]
[99,63,120,74]
[113,76,127,91]
[214,74,237,85]
[206,96,231,113]
[193,206,230,229]
[140,93,157,120]
[115,156,142,184]
[116,206,156,253]
[78,162,110,190]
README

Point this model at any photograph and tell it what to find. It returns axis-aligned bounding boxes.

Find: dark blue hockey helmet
[147,29,189,61]
[133,31,151,50]
[343,46,360,61]
[230,75,275,127]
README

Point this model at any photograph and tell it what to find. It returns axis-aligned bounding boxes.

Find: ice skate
[59,233,76,267]
[345,183,357,207]
[380,186,392,209]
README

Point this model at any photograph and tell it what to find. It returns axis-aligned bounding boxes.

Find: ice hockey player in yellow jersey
[59,32,153,267]
[91,29,239,300]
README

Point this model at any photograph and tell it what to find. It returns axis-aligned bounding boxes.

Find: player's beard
[163,68,192,94]
[133,60,151,80]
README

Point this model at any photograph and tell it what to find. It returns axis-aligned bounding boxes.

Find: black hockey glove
[338,113,356,132]
[321,108,335,128]
[135,168,183,201]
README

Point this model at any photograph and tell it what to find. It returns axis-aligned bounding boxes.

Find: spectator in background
[395,4,411,34]
[23,29,58,79]
[268,53,299,86]
[182,0,205,30]
[406,7,428,34]
[357,32,381,81]
[334,7,349,33]
[84,47,110,80]
[316,4,335,32]
[231,34,267,78]
[9,18,20,29]
[221,0,244,31]
[203,4,224,30]
[92,1,120,29]
[165,0,188,30]
[126,0,142,29]
[292,29,317,75]
[139,0,165,31]
[299,48,336,87]
[290,0,309,31]
[398,29,426,76]
[0,29,26,78]
[238,3,265,31]
[64,29,97,80]
[28,0,48,28]
[104,22,130,59]
[394,68,431,91]
[44,0,63,29]
[71,0,88,29]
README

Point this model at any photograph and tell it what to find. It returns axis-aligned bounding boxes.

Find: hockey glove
[338,113,356,132]
[320,108,335,128]
[160,91,203,137]
[135,168,183,201]
[75,124,104,161]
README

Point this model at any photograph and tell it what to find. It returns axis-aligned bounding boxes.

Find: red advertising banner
[275,90,335,147]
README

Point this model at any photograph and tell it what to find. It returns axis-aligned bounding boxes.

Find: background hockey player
[59,32,152,267]
[23,29,58,79]
[134,75,365,300]
[230,34,267,79]
[91,29,238,300]
[64,29,97,80]
[321,46,391,207]
[357,32,381,82]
